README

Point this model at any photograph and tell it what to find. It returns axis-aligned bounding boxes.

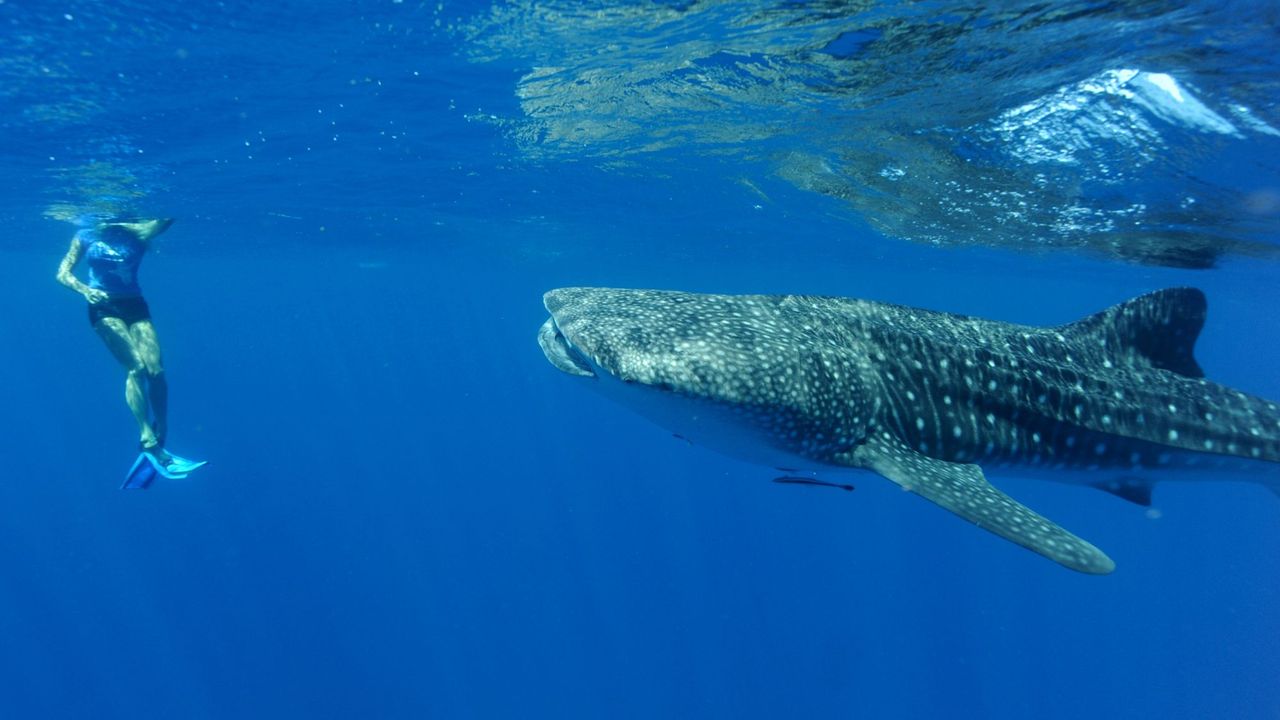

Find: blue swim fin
[121,451,205,490]
[122,453,159,489]
[164,451,208,474]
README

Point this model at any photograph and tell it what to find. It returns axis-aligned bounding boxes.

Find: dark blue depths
[6,223,1278,719]
[1,2,1279,719]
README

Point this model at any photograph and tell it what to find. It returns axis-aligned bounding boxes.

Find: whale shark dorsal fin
[1061,287,1207,378]
[836,434,1116,574]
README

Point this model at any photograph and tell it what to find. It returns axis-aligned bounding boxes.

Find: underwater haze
[3,1,1279,718]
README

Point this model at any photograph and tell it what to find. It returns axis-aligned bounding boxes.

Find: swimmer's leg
[95,317,160,448]
[129,319,168,446]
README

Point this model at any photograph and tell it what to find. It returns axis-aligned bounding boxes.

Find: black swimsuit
[88,296,151,327]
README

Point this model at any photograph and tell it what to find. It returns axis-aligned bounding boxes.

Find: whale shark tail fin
[1061,287,1207,378]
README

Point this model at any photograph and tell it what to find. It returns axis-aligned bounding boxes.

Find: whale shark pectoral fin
[1091,477,1154,507]
[835,435,1115,575]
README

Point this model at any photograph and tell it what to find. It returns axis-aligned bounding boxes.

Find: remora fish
[537,287,1280,574]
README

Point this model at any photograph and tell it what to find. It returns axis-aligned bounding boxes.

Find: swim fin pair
[122,450,207,490]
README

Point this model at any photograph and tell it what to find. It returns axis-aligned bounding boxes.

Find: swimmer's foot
[140,438,171,465]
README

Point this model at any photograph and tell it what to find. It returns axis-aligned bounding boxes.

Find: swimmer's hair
[96,223,137,241]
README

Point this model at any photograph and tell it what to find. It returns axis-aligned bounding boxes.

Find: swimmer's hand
[84,288,109,304]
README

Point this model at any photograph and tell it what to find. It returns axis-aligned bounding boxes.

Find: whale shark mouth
[538,317,596,378]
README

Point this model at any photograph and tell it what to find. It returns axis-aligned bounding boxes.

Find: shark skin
[537,286,1280,574]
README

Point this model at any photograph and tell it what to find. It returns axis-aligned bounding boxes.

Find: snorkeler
[56,218,206,486]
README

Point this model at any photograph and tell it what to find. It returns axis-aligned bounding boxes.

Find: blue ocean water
[3,1,1279,718]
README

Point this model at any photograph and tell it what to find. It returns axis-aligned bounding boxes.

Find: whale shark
[538,286,1280,574]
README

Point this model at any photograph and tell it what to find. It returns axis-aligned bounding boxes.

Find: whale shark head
[538,286,697,386]
[535,286,604,379]
[538,287,877,468]
[539,286,791,396]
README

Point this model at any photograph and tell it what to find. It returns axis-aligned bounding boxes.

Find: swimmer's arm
[55,237,103,301]
[137,218,173,247]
